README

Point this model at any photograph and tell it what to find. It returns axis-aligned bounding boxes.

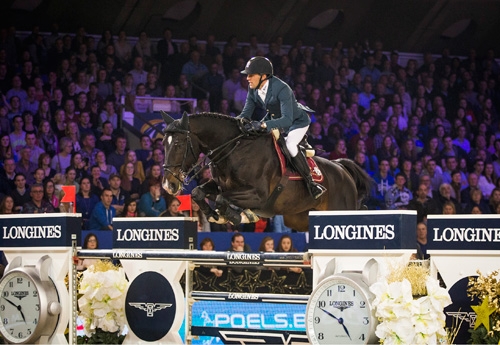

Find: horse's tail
[334,158,374,209]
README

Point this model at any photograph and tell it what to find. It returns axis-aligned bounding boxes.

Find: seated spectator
[408,183,441,223]
[51,137,73,174]
[385,173,413,210]
[369,159,394,209]
[119,150,145,183]
[9,173,31,213]
[138,178,166,217]
[76,177,100,229]
[463,188,491,214]
[15,146,37,186]
[108,173,128,215]
[21,183,55,213]
[437,183,461,213]
[95,150,117,181]
[88,188,115,230]
[162,196,184,217]
[442,201,456,215]
[135,134,153,168]
[140,164,162,195]
[96,121,115,155]
[76,233,99,271]
[414,222,429,260]
[478,162,497,200]
[328,139,348,160]
[38,153,56,182]
[121,197,138,217]
[489,188,500,213]
[89,165,109,196]
[0,195,16,214]
[276,235,302,273]
[192,200,210,232]
[120,162,141,200]
[259,236,275,252]
[227,233,252,252]
[44,180,60,211]
[199,237,224,277]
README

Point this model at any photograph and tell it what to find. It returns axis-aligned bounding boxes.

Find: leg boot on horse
[291,151,326,199]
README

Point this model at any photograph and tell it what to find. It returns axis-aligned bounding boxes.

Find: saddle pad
[273,137,324,183]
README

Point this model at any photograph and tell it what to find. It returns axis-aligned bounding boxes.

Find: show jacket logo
[129,302,172,317]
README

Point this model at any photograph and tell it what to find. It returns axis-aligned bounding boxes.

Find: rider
[239,56,326,199]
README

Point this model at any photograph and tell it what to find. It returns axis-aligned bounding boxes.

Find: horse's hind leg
[192,180,221,222]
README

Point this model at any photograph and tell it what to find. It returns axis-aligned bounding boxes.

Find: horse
[161,112,372,232]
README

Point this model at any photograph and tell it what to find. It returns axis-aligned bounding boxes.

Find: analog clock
[306,273,378,344]
[0,256,61,344]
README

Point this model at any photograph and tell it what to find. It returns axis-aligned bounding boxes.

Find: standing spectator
[88,188,115,230]
[21,183,55,213]
[138,178,166,217]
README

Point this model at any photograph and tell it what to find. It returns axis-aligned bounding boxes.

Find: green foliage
[77,328,125,344]
[468,318,500,344]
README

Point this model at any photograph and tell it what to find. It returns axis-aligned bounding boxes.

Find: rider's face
[246,74,264,89]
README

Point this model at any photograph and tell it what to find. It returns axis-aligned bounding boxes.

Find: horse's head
[161,111,201,195]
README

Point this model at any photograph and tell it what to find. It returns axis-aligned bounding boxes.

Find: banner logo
[129,302,172,317]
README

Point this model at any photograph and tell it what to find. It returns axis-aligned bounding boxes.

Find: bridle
[163,125,247,186]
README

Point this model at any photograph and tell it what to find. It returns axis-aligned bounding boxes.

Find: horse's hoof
[209,215,228,224]
[242,209,260,223]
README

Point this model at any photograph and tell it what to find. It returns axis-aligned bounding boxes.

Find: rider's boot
[215,195,242,225]
[291,152,326,200]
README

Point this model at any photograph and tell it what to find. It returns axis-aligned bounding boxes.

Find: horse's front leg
[215,191,261,226]
[191,180,224,223]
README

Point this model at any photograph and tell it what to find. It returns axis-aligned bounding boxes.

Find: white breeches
[286,126,309,157]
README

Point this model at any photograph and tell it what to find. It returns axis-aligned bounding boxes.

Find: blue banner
[308,211,417,250]
[113,217,197,249]
[427,215,500,250]
[0,213,81,247]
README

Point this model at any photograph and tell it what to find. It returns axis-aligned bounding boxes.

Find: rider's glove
[244,121,267,133]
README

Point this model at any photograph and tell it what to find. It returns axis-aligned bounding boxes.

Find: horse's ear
[161,111,175,125]
[180,111,189,130]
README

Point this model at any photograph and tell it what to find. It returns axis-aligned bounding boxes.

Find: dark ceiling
[2,0,500,56]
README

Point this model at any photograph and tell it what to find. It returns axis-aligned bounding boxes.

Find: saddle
[271,129,324,183]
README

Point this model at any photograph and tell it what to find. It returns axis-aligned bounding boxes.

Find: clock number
[17,278,23,284]
[359,301,366,308]
[27,329,32,335]
[338,285,345,292]
[18,331,23,338]
[28,281,30,287]
[317,300,326,308]
[314,316,321,324]
[2,291,8,297]
[9,328,13,335]
[318,332,324,340]
[363,317,369,325]
[0,305,4,311]
[8,282,13,288]
[353,289,356,296]
[32,290,38,298]
[359,333,365,341]
[33,318,38,325]
[2,318,7,325]
[326,289,332,297]
[35,304,40,311]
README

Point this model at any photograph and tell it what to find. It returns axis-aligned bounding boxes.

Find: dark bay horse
[161,112,372,232]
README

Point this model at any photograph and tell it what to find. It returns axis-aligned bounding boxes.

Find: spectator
[414,222,429,260]
[76,233,99,271]
[128,56,147,88]
[37,120,58,157]
[107,135,127,171]
[0,134,15,165]
[162,196,184,217]
[44,179,60,211]
[422,158,443,193]
[438,183,461,214]
[15,146,37,185]
[121,197,138,217]
[79,132,99,168]
[2,158,17,191]
[88,188,115,230]
[21,183,55,213]
[442,201,457,215]
[258,236,275,252]
[408,183,440,223]
[89,165,108,196]
[489,188,500,213]
[24,132,44,165]
[370,159,394,209]
[108,173,128,215]
[9,115,26,156]
[95,150,117,181]
[227,233,252,252]
[461,172,480,206]
[478,162,497,200]
[463,188,491,214]
[138,178,166,217]
[120,150,145,183]
[0,195,15,214]
[99,99,119,130]
[385,173,413,210]
[276,234,302,273]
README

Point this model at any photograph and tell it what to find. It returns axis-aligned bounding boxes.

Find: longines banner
[0,213,81,247]
[308,210,417,250]
[427,215,500,250]
[112,217,197,249]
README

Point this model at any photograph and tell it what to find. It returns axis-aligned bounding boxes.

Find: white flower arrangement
[369,265,452,344]
[77,260,129,337]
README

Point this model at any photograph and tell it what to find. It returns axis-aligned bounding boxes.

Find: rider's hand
[244,121,267,133]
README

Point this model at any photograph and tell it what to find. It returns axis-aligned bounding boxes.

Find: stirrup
[310,183,326,199]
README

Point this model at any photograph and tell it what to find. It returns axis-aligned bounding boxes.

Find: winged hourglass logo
[129,302,173,317]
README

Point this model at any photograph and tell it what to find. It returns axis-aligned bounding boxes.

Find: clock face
[0,271,41,343]
[306,277,375,344]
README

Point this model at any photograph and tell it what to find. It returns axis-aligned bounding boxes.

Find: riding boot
[291,153,326,199]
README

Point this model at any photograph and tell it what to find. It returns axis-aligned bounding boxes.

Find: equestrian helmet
[241,56,273,75]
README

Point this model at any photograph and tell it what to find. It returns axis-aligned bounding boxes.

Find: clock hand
[3,297,27,323]
[320,308,351,340]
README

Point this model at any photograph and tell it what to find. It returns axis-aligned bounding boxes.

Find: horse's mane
[189,112,239,125]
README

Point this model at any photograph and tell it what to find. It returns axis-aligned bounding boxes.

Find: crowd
[1,24,500,232]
